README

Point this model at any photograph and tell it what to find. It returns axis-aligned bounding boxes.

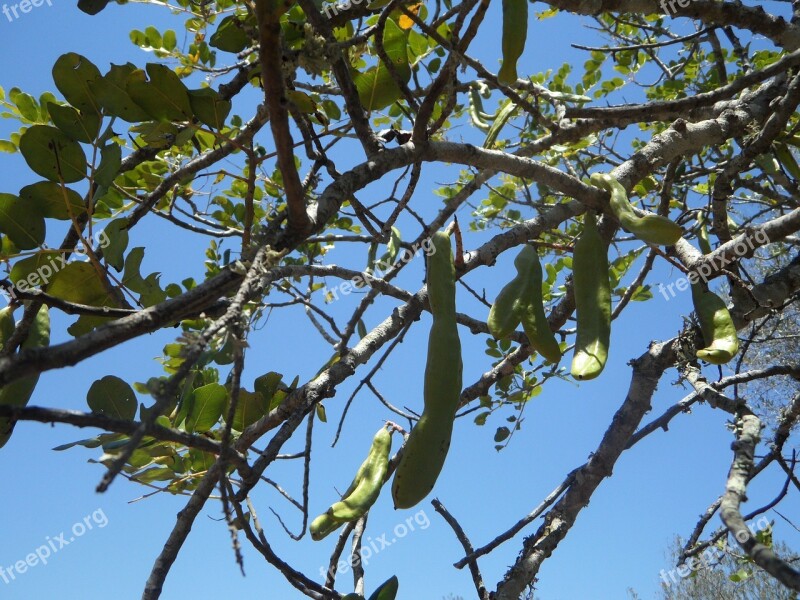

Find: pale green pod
[590,172,682,246]
[691,283,739,365]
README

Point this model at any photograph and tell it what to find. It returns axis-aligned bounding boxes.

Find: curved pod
[691,283,739,365]
[329,427,392,521]
[488,245,561,363]
[310,426,393,540]
[590,172,682,246]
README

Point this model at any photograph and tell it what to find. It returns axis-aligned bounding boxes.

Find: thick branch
[719,411,800,591]
[256,0,310,236]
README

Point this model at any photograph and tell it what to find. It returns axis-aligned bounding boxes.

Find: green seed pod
[517,248,562,364]
[310,426,393,540]
[355,242,379,289]
[339,433,382,500]
[392,232,462,509]
[691,283,739,365]
[774,142,800,180]
[468,84,492,132]
[570,212,611,381]
[498,0,528,85]
[0,305,51,448]
[590,173,683,246]
[329,427,392,521]
[696,210,712,255]
[487,250,529,339]
[488,246,561,363]
[0,306,15,349]
[309,512,342,541]
[483,97,522,149]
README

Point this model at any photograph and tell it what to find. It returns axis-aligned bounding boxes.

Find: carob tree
[0,0,800,599]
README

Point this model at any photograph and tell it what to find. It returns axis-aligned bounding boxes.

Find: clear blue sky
[1,2,797,600]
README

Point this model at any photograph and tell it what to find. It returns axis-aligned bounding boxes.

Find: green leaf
[367,575,399,600]
[18,125,87,183]
[11,88,40,122]
[145,26,163,49]
[0,306,49,446]
[186,383,227,433]
[19,182,86,221]
[474,411,490,426]
[52,436,107,451]
[77,0,111,15]
[94,143,121,187]
[102,218,129,271]
[494,426,511,443]
[91,64,152,123]
[68,314,115,337]
[356,319,368,339]
[9,252,56,285]
[129,121,179,149]
[0,140,16,153]
[729,569,750,583]
[87,375,137,421]
[48,261,115,306]
[0,193,46,250]
[353,19,410,111]
[321,99,341,121]
[127,63,193,122]
[122,247,167,306]
[228,389,268,431]
[316,403,327,423]
[213,333,235,365]
[187,448,215,471]
[47,103,100,143]
[253,371,282,405]
[188,88,232,130]
[51,53,101,114]
[163,30,178,52]
[209,15,251,53]
[131,466,174,484]
[629,284,653,302]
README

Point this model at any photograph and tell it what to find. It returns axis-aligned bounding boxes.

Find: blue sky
[0,2,797,600]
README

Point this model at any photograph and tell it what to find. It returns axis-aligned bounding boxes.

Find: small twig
[220,478,246,576]
[432,499,489,600]
[325,521,358,589]
[454,470,576,569]
[351,515,367,595]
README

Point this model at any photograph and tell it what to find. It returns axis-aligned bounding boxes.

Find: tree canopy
[1,0,800,599]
